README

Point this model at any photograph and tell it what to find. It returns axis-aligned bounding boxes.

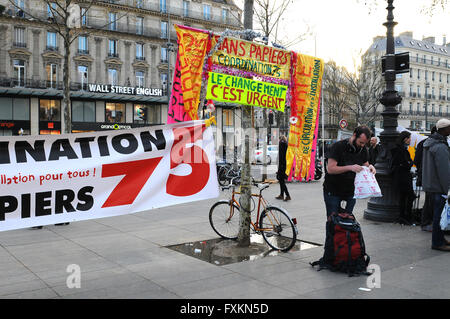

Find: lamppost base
[364,168,400,222]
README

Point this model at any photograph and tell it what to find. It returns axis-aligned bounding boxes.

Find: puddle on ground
[166,234,321,266]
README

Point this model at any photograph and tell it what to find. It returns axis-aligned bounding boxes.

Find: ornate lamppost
[364,0,402,222]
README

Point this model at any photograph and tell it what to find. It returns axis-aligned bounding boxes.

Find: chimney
[443,36,447,46]
[400,31,413,38]
[422,36,435,44]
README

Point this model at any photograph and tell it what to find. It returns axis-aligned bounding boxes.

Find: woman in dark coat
[391,131,415,225]
[276,135,291,201]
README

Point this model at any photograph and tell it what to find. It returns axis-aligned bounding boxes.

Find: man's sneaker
[275,195,284,200]
[284,195,291,201]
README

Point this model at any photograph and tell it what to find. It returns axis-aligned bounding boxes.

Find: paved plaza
[0,168,449,299]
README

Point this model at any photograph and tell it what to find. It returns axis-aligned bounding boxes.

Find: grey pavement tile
[380,264,450,298]
[170,273,253,298]
[61,280,173,299]
[69,232,157,254]
[0,228,64,247]
[1,288,58,299]
[51,267,146,296]
[186,279,298,299]
[0,279,48,297]
[222,258,306,279]
[296,281,430,299]
[45,221,119,239]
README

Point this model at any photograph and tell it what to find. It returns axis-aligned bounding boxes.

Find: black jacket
[391,144,413,192]
[277,139,288,178]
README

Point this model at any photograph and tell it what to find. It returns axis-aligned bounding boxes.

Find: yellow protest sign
[206,72,287,112]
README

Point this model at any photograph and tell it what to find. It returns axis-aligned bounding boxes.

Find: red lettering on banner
[101,157,163,208]
[167,125,209,197]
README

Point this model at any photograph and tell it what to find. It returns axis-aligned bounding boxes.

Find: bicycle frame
[227,187,278,233]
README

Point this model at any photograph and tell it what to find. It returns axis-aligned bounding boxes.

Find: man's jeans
[432,193,447,248]
[323,191,356,217]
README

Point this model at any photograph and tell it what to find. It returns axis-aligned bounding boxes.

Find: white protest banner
[0,121,219,231]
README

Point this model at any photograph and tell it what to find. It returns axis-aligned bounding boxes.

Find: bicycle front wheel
[209,201,240,239]
[259,207,297,252]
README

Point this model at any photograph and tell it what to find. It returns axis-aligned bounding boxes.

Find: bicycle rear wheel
[217,167,230,186]
[259,207,297,252]
[209,201,240,239]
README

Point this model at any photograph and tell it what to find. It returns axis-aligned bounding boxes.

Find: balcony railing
[46,45,59,52]
[107,52,119,58]
[13,42,27,48]
[136,56,146,61]
[77,49,90,55]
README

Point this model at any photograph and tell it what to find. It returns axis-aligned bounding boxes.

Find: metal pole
[364,0,402,222]
[425,83,428,131]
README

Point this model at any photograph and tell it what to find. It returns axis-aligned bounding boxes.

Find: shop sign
[88,84,163,97]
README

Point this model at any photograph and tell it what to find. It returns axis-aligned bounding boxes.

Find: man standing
[414,126,437,231]
[368,136,380,166]
[422,118,450,251]
[323,126,376,216]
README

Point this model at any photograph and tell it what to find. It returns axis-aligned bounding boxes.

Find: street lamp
[364,0,402,222]
[425,82,429,131]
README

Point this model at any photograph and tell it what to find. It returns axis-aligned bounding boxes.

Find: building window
[136,71,145,88]
[14,0,24,12]
[14,27,25,47]
[109,12,117,31]
[108,68,118,86]
[136,0,143,9]
[425,70,428,81]
[47,2,56,18]
[160,0,167,13]
[81,7,88,26]
[134,104,161,124]
[161,73,168,91]
[161,21,168,39]
[161,47,168,63]
[415,53,419,62]
[439,72,442,83]
[0,97,29,121]
[72,101,95,122]
[39,99,60,121]
[105,102,125,123]
[432,71,435,81]
[46,63,57,89]
[417,86,420,97]
[417,69,420,80]
[78,36,88,54]
[203,4,211,20]
[13,59,25,87]
[78,65,88,90]
[136,17,144,35]
[136,43,144,60]
[108,39,118,57]
[409,68,412,79]
[416,102,420,113]
[183,0,189,16]
[222,8,228,23]
[46,31,57,51]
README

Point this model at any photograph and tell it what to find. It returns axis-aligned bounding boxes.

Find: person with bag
[275,135,291,201]
[422,118,450,252]
[391,131,416,225]
[322,126,376,217]
[414,126,437,232]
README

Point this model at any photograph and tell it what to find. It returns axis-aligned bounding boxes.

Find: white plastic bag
[440,202,450,231]
[354,166,382,199]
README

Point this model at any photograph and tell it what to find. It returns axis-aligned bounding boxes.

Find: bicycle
[209,179,298,252]
[217,164,241,187]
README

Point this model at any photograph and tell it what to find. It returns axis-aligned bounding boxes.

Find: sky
[233,0,450,73]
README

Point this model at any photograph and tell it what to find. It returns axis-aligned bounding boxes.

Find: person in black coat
[391,131,416,225]
[276,135,291,201]
[414,126,437,231]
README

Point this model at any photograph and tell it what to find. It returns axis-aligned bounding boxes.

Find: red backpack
[311,211,370,277]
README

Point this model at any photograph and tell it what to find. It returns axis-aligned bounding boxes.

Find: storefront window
[0,97,29,120]
[72,101,95,122]
[39,99,60,121]
[105,102,125,123]
[133,104,161,124]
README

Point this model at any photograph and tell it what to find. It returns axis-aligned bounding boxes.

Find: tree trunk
[237,0,254,248]
[63,29,71,134]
